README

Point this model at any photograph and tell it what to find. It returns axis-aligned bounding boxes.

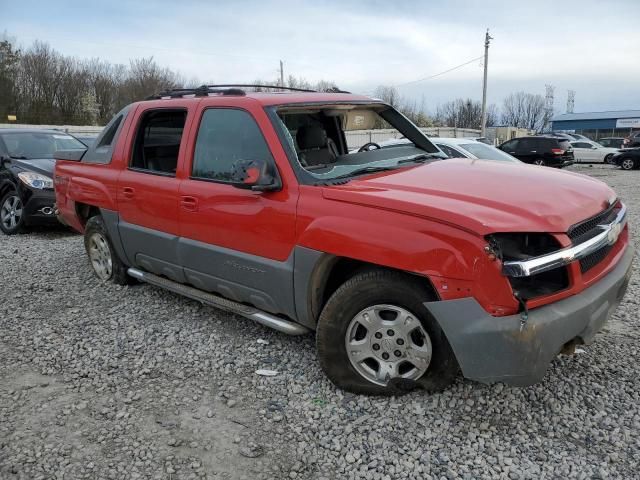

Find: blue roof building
[551,110,640,139]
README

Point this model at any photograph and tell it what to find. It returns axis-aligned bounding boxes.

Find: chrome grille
[568,205,618,245]
[568,204,619,274]
[579,244,613,274]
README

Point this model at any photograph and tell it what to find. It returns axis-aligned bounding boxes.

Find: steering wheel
[358,142,381,152]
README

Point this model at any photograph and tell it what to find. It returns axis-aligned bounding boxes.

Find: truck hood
[12,158,55,177]
[322,159,616,236]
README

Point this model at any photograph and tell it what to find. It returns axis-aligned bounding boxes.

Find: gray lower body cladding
[424,244,634,386]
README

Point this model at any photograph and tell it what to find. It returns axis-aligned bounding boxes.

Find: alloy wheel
[534,159,545,166]
[1,195,23,231]
[344,304,432,386]
[87,232,113,280]
[621,158,634,170]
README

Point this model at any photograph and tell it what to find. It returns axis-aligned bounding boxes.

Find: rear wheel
[621,158,635,171]
[604,154,613,164]
[316,269,458,395]
[84,215,131,285]
[533,158,546,166]
[0,191,25,235]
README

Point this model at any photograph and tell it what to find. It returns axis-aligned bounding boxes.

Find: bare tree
[501,91,545,130]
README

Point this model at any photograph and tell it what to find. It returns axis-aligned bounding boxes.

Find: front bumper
[22,188,58,226]
[424,243,634,386]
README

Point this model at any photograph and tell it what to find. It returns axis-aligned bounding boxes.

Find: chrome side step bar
[127,267,309,336]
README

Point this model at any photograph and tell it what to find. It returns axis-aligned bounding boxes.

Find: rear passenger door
[515,138,538,164]
[117,106,191,282]
[177,105,298,317]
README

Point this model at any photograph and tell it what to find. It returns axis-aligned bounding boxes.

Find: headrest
[297,125,327,150]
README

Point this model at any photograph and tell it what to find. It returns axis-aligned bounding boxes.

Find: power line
[394,55,484,87]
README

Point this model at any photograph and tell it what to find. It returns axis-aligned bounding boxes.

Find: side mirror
[230,159,281,192]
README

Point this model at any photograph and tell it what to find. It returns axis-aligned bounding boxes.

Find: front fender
[295,195,519,317]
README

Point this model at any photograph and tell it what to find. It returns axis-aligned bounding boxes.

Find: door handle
[122,187,135,199]
[180,196,198,211]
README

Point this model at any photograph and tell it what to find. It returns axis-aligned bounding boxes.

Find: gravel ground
[1,164,640,480]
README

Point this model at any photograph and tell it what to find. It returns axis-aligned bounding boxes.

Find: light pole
[480,29,493,136]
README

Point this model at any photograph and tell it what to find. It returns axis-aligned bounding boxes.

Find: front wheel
[316,269,458,395]
[621,158,635,171]
[84,215,132,285]
[0,191,25,235]
[604,154,613,164]
[533,158,546,166]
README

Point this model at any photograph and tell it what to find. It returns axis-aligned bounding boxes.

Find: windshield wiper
[397,153,443,164]
[333,165,399,180]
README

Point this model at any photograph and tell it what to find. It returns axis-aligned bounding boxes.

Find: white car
[377,137,521,163]
[569,140,619,164]
[429,137,521,163]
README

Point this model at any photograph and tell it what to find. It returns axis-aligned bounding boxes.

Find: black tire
[604,154,613,164]
[316,269,458,395]
[84,215,132,285]
[620,157,635,171]
[533,158,546,166]
[0,190,26,235]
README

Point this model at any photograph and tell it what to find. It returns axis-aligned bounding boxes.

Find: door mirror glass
[230,159,280,191]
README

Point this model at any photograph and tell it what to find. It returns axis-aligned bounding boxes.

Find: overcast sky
[2,0,638,114]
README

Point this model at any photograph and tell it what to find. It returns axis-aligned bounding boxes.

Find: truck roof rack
[145,84,351,100]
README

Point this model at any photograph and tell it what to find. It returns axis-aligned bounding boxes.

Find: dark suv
[0,128,86,234]
[498,136,574,167]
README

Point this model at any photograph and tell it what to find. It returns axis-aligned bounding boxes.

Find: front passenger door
[178,106,298,317]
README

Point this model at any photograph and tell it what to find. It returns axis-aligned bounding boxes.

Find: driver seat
[296,125,339,167]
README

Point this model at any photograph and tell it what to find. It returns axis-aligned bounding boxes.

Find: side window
[192,108,274,182]
[518,138,535,150]
[130,109,187,175]
[574,142,591,148]
[436,144,465,158]
[501,139,518,151]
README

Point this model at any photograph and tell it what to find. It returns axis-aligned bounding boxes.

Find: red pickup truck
[54,85,633,395]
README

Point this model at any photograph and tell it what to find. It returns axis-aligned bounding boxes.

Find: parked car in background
[570,140,619,163]
[598,137,625,149]
[498,136,574,167]
[0,129,86,234]
[430,138,521,163]
[378,137,520,163]
[611,147,640,171]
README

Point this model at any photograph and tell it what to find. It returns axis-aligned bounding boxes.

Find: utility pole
[480,29,492,136]
[279,60,284,87]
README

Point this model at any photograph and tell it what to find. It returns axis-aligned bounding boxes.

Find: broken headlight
[486,233,569,300]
